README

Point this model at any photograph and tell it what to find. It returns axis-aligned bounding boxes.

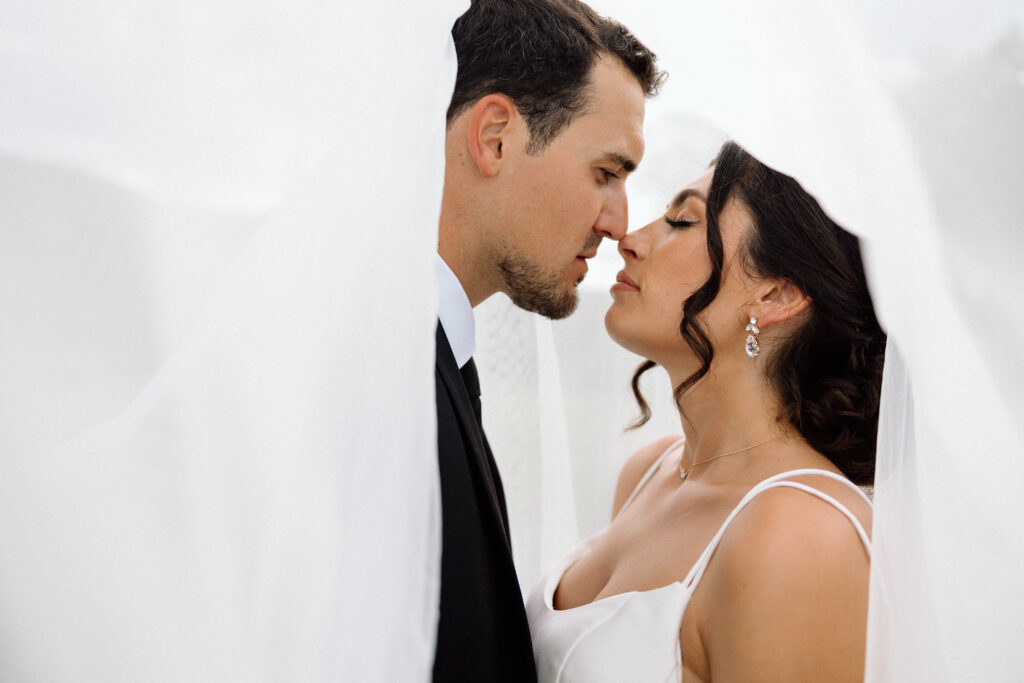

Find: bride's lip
[611,270,640,292]
[616,271,639,288]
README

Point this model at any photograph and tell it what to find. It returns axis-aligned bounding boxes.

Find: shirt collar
[436,253,475,369]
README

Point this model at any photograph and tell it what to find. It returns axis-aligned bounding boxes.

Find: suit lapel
[435,323,510,548]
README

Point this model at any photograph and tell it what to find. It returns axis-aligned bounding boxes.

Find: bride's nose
[617,225,648,261]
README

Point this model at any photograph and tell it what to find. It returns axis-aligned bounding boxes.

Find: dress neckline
[544,528,693,613]
[544,460,871,614]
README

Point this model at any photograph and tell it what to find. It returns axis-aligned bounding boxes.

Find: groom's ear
[466,94,518,178]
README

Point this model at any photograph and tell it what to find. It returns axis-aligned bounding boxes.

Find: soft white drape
[0,1,466,680]
[480,1,1024,681]
[3,0,1022,680]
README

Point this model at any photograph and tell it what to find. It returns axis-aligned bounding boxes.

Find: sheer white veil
[2,0,1022,680]
[0,0,466,679]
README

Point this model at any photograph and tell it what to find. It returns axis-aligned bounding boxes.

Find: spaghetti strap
[613,437,685,521]
[761,481,872,555]
[684,469,872,589]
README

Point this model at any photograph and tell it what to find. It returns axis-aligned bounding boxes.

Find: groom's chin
[531,290,579,320]
[509,283,578,320]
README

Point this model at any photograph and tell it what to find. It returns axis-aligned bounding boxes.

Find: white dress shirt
[436,253,475,369]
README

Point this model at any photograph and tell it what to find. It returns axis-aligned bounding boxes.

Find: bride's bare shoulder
[686,483,871,680]
[611,434,684,519]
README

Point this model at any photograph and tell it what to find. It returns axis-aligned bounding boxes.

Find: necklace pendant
[679,467,688,481]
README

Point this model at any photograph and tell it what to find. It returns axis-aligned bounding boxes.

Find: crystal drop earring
[744,317,760,358]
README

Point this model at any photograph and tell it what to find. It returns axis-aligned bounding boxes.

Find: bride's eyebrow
[667,188,708,211]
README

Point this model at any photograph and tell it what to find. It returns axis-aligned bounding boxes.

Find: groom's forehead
[562,60,646,163]
[556,118,644,174]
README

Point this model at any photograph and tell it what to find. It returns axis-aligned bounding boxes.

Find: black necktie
[460,357,483,426]
[460,356,509,535]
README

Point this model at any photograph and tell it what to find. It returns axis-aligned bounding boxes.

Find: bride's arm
[610,434,683,520]
[681,487,871,682]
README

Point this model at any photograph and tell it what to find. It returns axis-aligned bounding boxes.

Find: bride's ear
[753,278,811,326]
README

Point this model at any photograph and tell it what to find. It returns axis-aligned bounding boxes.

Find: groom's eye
[597,168,619,183]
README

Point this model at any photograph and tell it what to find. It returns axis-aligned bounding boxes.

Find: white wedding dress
[525,439,873,683]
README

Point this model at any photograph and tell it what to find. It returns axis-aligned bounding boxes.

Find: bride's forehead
[668,168,715,212]
[688,167,714,194]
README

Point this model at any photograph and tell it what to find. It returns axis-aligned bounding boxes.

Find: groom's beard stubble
[497,235,603,320]
[498,256,578,320]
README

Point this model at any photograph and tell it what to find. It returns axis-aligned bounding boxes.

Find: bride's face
[605,167,757,369]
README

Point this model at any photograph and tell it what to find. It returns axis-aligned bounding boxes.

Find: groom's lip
[574,250,598,273]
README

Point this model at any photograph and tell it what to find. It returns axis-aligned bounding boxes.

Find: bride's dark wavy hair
[631,141,886,484]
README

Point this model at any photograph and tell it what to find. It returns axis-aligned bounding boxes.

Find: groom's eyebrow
[603,153,637,173]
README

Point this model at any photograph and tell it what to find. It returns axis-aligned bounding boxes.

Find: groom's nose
[593,188,628,241]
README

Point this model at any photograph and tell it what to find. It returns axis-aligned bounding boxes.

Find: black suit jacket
[433,323,537,682]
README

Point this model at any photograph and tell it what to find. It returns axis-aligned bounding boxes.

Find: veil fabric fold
[0,1,467,679]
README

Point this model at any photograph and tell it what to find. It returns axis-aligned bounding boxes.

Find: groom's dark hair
[447,0,663,153]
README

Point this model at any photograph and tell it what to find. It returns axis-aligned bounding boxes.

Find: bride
[526,141,886,682]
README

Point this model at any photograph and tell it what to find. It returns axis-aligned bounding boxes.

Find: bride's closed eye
[665,217,698,229]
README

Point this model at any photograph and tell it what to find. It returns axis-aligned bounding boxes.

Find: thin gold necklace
[678,437,780,481]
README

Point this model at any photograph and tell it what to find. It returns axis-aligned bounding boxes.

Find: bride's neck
[668,362,790,463]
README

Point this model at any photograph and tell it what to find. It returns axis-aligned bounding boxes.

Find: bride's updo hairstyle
[632,141,886,484]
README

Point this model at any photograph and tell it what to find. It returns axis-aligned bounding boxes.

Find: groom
[434,1,661,680]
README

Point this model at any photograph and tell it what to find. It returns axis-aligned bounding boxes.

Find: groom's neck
[437,235,498,309]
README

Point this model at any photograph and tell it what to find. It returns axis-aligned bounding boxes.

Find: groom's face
[494,56,646,319]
